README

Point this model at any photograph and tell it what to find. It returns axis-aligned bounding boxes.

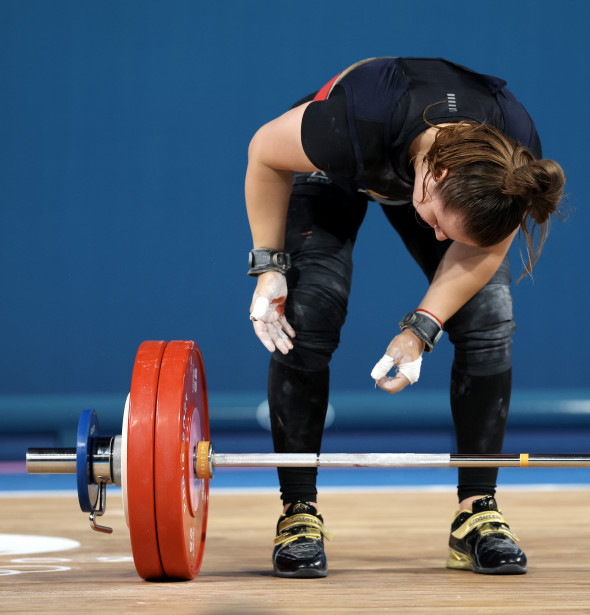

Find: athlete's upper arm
[249,94,358,177]
[248,103,320,173]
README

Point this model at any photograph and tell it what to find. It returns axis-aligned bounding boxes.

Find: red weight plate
[154,340,210,580]
[127,340,168,581]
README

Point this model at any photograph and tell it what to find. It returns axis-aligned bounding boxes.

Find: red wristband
[414,308,444,328]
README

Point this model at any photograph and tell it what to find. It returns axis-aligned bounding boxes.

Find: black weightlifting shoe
[446,495,527,575]
[272,501,331,578]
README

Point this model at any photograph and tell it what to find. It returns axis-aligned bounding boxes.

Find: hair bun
[503,158,565,224]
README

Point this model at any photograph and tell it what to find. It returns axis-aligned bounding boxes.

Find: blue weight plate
[77,408,99,512]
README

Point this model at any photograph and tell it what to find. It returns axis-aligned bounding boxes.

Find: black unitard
[268,58,541,504]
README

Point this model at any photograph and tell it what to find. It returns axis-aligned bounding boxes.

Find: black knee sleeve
[273,172,367,373]
[268,357,330,503]
[273,279,349,372]
[445,258,515,377]
[451,366,512,501]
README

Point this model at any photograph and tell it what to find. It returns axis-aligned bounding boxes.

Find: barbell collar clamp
[26,436,122,487]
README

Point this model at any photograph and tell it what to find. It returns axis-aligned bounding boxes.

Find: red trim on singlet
[313,73,342,101]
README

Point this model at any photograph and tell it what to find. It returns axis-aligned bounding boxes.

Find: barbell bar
[24,340,590,581]
[196,448,590,473]
[28,445,590,478]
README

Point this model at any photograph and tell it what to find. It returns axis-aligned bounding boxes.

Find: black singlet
[301,57,542,204]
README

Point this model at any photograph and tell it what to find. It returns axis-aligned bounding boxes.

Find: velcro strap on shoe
[476,524,519,541]
[451,510,518,541]
[274,528,323,547]
[274,513,333,547]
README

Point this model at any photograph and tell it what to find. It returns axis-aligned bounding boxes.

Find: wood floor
[1,489,589,614]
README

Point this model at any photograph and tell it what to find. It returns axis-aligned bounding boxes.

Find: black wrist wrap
[248,249,291,276]
[399,312,443,353]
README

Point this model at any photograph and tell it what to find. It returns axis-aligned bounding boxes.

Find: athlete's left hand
[370,329,425,394]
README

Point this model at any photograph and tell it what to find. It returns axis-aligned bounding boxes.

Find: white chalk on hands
[370,354,422,385]
[250,297,270,321]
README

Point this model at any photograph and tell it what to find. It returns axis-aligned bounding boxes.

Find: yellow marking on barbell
[520,453,529,467]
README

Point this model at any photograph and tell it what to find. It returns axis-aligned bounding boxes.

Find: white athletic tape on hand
[397,357,422,384]
[250,297,270,321]
[370,354,395,380]
[370,354,422,385]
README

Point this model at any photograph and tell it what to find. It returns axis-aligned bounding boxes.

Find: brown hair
[423,121,565,278]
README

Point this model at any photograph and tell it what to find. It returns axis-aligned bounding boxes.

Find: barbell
[25,340,590,581]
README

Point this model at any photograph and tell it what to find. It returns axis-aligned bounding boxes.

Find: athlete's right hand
[249,271,295,354]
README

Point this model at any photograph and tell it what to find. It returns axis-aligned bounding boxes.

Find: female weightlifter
[244,57,565,578]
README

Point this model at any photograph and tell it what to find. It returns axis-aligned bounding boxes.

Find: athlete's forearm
[245,156,292,250]
[418,232,516,323]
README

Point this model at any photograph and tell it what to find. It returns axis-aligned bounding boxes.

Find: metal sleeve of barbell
[211,452,590,469]
[26,448,77,474]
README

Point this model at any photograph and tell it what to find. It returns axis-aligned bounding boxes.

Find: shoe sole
[473,564,527,575]
[273,566,328,578]
[447,548,527,575]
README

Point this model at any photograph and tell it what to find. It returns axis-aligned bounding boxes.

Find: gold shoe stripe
[446,547,473,570]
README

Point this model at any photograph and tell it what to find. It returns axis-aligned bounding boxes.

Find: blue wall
[1,0,589,412]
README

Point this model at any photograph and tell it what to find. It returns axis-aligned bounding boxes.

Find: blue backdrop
[1,0,589,413]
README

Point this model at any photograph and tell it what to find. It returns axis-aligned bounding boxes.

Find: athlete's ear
[434,168,449,182]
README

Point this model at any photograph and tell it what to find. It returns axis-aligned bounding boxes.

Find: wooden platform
[1,489,589,614]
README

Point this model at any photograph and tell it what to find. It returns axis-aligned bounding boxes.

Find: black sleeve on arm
[301,93,357,177]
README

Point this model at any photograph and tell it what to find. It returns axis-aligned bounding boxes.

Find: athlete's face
[412,170,478,246]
